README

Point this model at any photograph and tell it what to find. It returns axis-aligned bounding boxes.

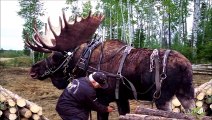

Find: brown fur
[30,39,195,116]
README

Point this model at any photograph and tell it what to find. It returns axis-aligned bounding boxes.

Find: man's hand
[107,106,114,112]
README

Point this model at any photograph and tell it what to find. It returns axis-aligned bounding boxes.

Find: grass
[0,56,32,67]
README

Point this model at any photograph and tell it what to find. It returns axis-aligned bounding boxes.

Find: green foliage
[64,0,211,63]
[0,50,25,58]
[0,102,7,111]
[133,28,145,48]
[1,57,32,67]
[17,0,46,63]
[82,1,92,17]
[195,3,212,63]
[190,107,206,119]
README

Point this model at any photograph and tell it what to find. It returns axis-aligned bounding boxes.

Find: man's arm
[85,93,114,113]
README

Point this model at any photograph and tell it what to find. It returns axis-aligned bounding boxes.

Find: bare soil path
[0,67,211,120]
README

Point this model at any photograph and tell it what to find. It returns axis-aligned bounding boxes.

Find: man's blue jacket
[56,77,108,120]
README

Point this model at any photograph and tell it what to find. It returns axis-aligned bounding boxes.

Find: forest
[6,0,211,64]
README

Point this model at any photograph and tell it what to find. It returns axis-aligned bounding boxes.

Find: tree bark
[135,107,195,120]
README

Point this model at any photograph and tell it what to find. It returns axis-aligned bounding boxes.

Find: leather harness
[70,37,171,100]
[150,49,171,99]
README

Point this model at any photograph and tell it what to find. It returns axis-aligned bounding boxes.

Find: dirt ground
[0,67,211,120]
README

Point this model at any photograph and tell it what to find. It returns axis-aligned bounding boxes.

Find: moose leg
[116,99,130,115]
[97,112,109,120]
[176,87,195,112]
[155,100,171,111]
[96,93,110,120]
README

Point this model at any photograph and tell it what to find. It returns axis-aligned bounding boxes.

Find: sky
[0,0,193,50]
[0,0,67,50]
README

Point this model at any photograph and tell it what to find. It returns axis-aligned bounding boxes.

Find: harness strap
[161,49,171,79]
[80,38,102,71]
[150,49,171,99]
[153,49,161,99]
[115,46,134,100]
[122,77,138,100]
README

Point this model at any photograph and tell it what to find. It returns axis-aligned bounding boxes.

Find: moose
[26,11,195,119]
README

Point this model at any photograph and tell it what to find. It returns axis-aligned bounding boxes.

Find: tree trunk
[135,107,195,120]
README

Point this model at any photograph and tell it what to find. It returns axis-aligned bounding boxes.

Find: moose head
[26,11,104,89]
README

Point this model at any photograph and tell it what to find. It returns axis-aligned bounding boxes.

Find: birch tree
[191,0,201,48]
[17,0,45,63]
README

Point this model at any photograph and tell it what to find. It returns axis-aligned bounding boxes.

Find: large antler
[24,31,52,53]
[28,10,104,52]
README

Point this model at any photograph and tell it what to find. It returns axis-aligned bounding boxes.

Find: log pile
[171,80,212,115]
[120,80,212,120]
[119,107,212,120]
[0,86,49,120]
[192,64,212,75]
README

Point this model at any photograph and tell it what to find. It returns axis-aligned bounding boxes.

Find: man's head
[89,72,108,89]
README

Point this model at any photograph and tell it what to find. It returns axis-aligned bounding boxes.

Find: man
[56,72,114,120]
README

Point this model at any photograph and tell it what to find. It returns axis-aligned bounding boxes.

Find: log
[37,108,42,116]
[135,107,195,120]
[21,118,29,120]
[7,99,16,107]
[206,88,212,96]
[0,86,27,107]
[4,110,17,120]
[135,107,212,120]
[40,115,50,120]
[32,114,40,120]
[195,80,212,95]
[192,64,212,75]
[0,93,6,102]
[119,114,175,120]
[202,116,212,120]
[0,110,2,116]
[195,100,203,107]
[19,108,32,118]
[8,107,17,114]
[17,98,27,107]
[172,97,181,107]
[25,100,41,113]
[0,86,48,119]
[193,71,212,75]
[172,107,181,113]
[196,92,205,101]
